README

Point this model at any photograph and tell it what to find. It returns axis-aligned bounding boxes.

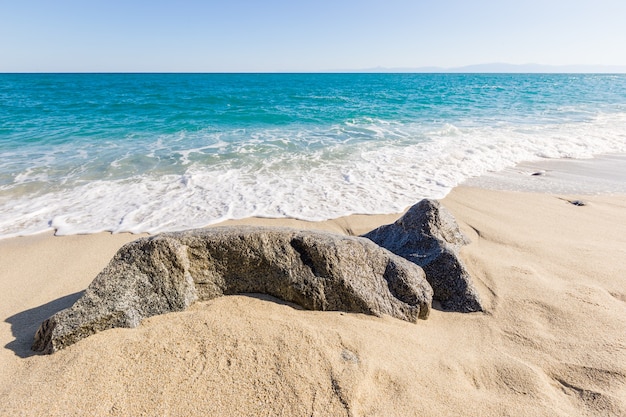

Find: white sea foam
[1,112,625,239]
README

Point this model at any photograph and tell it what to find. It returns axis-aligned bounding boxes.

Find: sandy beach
[1,159,626,416]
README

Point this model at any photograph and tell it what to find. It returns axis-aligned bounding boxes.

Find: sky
[1,0,625,72]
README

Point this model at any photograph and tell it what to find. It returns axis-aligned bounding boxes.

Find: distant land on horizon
[2,63,626,74]
[331,63,626,74]
[0,63,626,74]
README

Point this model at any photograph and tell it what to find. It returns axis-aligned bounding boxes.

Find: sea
[1,73,625,239]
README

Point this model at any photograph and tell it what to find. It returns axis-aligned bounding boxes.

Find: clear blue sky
[1,0,625,72]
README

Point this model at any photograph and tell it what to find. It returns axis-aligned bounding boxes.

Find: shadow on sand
[5,291,84,358]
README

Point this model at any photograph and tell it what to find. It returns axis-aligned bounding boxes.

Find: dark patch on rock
[363,199,483,313]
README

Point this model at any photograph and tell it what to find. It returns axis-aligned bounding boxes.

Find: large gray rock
[33,227,433,354]
[363,199,483,313]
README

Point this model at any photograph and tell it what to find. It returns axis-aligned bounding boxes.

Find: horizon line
[3,63,626,75]
[4,69,626,75]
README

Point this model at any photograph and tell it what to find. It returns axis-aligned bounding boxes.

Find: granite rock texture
[363,199,483,312]
[33,227,433,354]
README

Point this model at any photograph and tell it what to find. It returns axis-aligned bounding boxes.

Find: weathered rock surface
[33,227,433,354]
[363,199,483,313]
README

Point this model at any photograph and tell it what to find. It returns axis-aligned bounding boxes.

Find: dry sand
[1,168,626,415]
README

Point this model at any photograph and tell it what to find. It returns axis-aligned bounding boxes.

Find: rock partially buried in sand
[33,227,433,354]
[363,199,483,313]
[569,200,586,207]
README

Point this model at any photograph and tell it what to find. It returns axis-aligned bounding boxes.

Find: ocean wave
[1,112,625,238]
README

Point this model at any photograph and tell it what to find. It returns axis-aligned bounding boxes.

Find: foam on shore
[2,113,626,240]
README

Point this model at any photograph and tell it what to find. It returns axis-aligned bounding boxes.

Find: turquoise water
[1,73,625,237]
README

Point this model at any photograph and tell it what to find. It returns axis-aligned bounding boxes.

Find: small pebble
[341,349,359,364]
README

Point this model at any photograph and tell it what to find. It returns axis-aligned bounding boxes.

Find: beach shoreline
[463,153,626,195]
[4,73,626,240]
[1,156,625,416]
